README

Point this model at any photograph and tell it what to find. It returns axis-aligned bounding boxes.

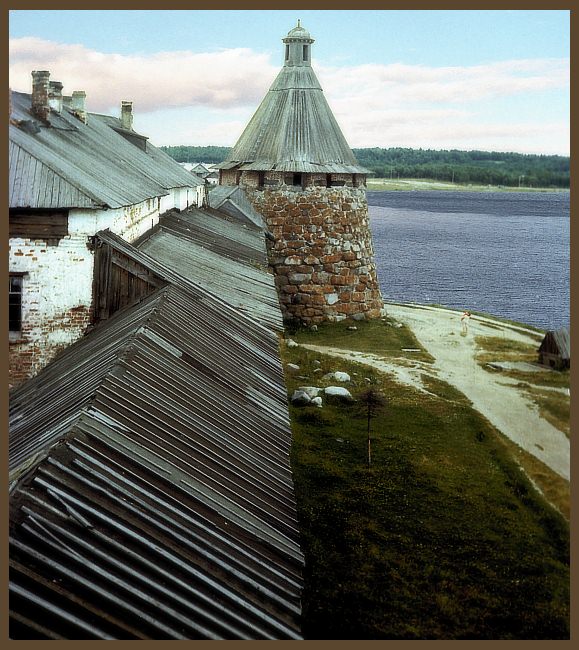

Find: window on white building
[9,274,24,339]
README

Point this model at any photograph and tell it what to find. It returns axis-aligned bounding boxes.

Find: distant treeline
[161,145,570,188]
[161,146,231,164]
[352,148,570,188]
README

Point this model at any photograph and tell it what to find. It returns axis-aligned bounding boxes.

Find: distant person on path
[461,310,472,334]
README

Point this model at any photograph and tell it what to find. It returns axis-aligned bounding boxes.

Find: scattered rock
[313,368,323,374]
[310,324,318,332]
[297,386,322,399]
[286,339,299,349]
[347,326,358,331]
[322,371,350,382]
[286,363,300,374]
[311,396,323,408]
[313,360,321,367]
[291,390,311,406]
[324,386,354,402]
[396,323,404,328]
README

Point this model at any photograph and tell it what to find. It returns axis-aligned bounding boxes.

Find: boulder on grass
[291,390,312,406]
[324,386,354,403]
[322,371,350,383]
[297,386,322,399]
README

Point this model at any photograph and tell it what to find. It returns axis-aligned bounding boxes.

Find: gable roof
[9,281,303,639]
[135,208,282,330]
[9,91,202,210]
[208,185,266,228]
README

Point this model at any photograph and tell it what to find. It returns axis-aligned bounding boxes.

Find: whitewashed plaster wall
[9,185,198,385]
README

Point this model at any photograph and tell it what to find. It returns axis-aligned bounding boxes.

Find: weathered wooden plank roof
[9,91,201,210]
[216,33,370,175]
[152,206,267,263]
[540,327,570,360]
[94,206,282,332]
[208,186,266,228]
[9,281,303,639]
[137,208,283,331]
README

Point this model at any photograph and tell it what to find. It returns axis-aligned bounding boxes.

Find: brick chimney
[120,101,133,130]
[48,81,63,114]
[31,70,50,122]
[71,90,87,124]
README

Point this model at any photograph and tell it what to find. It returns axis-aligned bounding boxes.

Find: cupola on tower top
[282,20,315,67]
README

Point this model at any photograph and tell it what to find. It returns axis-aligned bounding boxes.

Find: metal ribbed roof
[9,282,303,639]
[216,42,370,174]
[136,208,282,330]
[9,91,201,209]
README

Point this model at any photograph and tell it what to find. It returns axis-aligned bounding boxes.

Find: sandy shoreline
[304,303,570,481]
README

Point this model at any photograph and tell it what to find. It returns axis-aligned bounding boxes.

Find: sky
[8,9,570,155]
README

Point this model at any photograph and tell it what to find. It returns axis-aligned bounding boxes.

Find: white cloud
[9,37,277,112]
[319,58,569,154]
[9,37,569,154]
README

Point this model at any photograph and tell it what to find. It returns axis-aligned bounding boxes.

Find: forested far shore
[161,145,570,189]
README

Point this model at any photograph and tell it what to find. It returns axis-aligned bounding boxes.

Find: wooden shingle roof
[217,24,370,175]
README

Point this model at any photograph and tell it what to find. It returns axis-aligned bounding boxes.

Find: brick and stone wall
[243,184,383,324]
[8,188,194,387]
[9,235,94,386]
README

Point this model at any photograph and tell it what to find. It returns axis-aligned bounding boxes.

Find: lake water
[367,190,570,330]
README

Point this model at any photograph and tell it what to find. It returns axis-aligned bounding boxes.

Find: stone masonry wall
[244,185,383,324]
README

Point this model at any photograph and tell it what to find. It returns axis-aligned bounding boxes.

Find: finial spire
[297,19,301,27]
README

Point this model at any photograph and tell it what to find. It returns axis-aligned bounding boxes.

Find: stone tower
[217,21,383,324]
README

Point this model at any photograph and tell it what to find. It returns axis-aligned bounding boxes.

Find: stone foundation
[243,185,383,324]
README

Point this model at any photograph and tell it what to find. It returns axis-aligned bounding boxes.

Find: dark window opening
[286,44,290,60]
[9,275,23,333]
[303,44,309,61]
[292,173,303,186]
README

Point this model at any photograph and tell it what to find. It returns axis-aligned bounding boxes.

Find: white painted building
[9,72,204,385]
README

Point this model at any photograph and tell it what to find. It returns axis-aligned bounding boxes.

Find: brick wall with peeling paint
[9,188,191,387]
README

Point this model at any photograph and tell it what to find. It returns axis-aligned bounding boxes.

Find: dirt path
[303,304,570,481]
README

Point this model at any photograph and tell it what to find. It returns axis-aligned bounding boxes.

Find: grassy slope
[283,321,569,639]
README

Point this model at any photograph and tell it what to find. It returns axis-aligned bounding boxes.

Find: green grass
[284,332,569,639]
[287,317,435,364]
[366,178,569,194]
[518,385,570,439]
[475,335,570,391]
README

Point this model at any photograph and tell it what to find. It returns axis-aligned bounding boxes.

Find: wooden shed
[538,327,570,370]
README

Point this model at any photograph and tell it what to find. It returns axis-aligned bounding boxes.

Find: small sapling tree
[358,388,387,468]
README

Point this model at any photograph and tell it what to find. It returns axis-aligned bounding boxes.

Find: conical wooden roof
[218,23,369,175]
